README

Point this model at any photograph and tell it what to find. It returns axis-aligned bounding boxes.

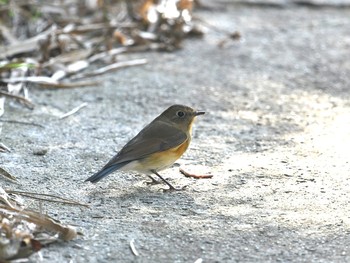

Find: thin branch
[179,168,213,179]
[59,102,88,119]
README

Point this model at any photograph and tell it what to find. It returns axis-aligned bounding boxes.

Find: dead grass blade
[0,186,16,208]
[0,185,81,259]
[74,58,148,79]
[2,76,60,85]
[0,96,4,117]
[0,167,17,182]
[0,119,45,128]
[0,90,34,109]
[0,142,11,153]
[0,205,77,241]
[88,47,128,63]
[38,81,100,88]
[5,190,89,208]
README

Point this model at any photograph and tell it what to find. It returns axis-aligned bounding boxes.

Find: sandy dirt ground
[1,1,350,262]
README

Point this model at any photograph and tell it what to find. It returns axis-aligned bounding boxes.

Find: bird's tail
[85,162,127,183]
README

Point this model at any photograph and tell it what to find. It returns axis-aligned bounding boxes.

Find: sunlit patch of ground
[204,92,350,236]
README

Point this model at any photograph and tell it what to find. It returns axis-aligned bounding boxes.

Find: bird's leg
[151,170,179,191]
[146,175,161,185]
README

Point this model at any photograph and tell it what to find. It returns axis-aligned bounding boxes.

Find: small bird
[85,104,205,190]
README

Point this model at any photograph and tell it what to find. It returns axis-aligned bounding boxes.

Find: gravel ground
[1,1,350,262]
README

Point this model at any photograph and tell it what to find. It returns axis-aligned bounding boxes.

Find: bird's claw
[146,175,161,185]
[146,180,161,185]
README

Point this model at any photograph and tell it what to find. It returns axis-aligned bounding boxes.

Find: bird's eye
[176,111,185,118]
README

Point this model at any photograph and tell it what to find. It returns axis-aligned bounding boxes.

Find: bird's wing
[103,120,188,167]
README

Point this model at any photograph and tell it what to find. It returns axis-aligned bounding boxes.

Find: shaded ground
[1,1,350,262]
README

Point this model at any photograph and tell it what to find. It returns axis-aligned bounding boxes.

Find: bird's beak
[194,111,205,116]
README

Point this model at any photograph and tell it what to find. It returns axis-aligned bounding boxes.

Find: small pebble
[33,148,48,156]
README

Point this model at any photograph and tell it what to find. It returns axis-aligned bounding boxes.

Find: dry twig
[179,168,213,179]
[59,102,88,119]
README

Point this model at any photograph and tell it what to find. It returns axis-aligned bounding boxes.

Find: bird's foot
[146,175,161,185]
[150,170,187,192]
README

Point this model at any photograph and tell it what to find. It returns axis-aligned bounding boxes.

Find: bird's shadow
[83,176,209,216]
